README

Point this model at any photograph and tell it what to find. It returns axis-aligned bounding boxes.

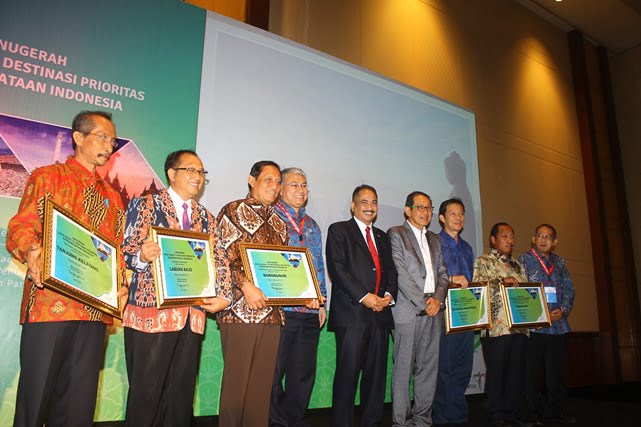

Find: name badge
[545,286,557,304]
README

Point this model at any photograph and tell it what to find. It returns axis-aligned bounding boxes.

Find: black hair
[71,110,114,150]
[164,149,198,183]
[248,160,281,191]
[351,184,378,202]
[437,197,465,227]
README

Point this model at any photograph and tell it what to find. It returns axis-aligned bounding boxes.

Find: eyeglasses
[410,205,434,213]
[535,233,555,240]
[173,167,209,177]
[285,183,309,190]
[173,167,210,184]
[84,132,118,147]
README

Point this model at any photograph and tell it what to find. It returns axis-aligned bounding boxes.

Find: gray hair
[281,167,307,181]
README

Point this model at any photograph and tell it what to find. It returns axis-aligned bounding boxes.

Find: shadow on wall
[444,151,478,254]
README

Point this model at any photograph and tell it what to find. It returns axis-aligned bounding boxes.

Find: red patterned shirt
[7,157,125,324]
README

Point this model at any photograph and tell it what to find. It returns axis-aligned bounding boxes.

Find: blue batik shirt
[274,200,327,313]
[438,229,475,281]
[519,248,575,334]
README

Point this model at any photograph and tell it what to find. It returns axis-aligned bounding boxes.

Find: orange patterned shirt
[7,157,125,324]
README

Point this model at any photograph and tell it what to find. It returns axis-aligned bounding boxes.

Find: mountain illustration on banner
[0,113,165,204]
[282,252,303,269]
[92,237,113,262]
[189,240,205,260]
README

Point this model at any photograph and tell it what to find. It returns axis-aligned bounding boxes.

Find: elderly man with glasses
[387,191,448,427]
[7,111,126,427]
[519,224,576,425]
[269,167,327,427]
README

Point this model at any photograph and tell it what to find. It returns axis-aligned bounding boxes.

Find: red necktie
[365,226,381,295]
[182,203,190,230]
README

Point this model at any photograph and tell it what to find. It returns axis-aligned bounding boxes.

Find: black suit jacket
[326,218,398,330]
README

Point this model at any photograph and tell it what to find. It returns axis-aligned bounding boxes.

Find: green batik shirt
[473,249,529,337]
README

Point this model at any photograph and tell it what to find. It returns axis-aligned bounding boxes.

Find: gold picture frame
[500,282,552,329]
[41,198,123,319]
[150,226,217,308]
[239,242,323,306]
[445,282,492,334]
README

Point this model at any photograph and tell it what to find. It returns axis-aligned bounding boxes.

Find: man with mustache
[473,223,530,427]
[387,191,448,427]
[326,184,398,427]
[7,111,126,427]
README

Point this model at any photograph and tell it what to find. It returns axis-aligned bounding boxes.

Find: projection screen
[196,12,483,300]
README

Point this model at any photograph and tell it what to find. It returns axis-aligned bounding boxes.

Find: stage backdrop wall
[195,12,484,406]
[1,2,484,423]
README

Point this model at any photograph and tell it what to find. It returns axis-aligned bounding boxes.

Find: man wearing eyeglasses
[387,191,448,427]
[7,111,126,427]
[519,224,575,425]
[121,149,231,426]
[269,167,327,427]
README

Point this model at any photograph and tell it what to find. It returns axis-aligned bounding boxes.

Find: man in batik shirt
[269,167,327,426]
[473,222,529,427]
[7,111,125,427]
[216,160,288,426]
[520,224,575,425]
[121,150,231,426]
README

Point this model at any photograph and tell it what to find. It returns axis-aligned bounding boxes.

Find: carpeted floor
[96,382,641,426]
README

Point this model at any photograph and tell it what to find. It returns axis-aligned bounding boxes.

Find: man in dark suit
[387,191,448,427]
[326,184,398,427]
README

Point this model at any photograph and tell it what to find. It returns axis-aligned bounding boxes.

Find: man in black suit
[326,184,398,427]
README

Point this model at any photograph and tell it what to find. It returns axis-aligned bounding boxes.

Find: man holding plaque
[473,223,529,427]
[7,111,126,427]
[434,198,476,427]
[519,224,575,425]
[387,191,448,427]
[216,160,288,426]
[269,167,327,426]
[326,184,398,427]
[121,149,231,426]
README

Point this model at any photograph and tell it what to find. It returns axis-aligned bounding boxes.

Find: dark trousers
[219,323,281,427]
[481,333,527,422]
[526,332,567,418]
[433,330,474,424]
[13,320,106,427]
[331,323,389,427]
[270,311,321,427]
[124,323,202,427]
